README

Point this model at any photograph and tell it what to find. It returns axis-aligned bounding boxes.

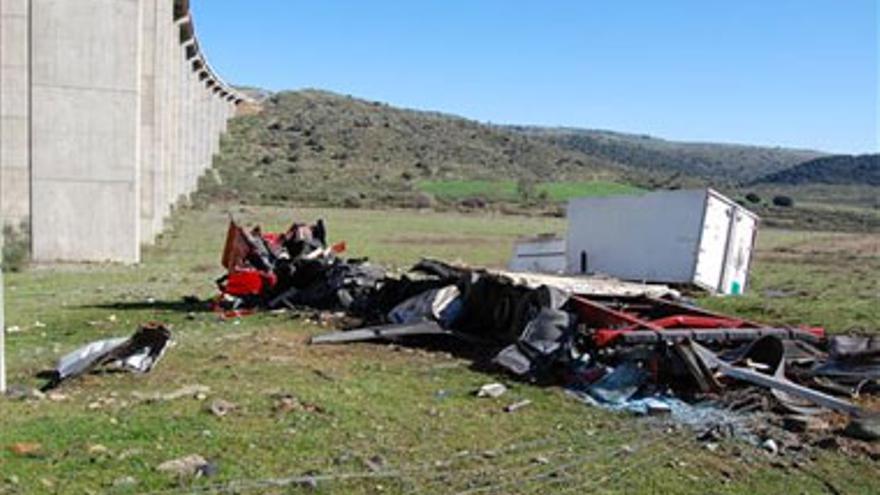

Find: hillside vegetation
[514,127,824,183]
[418,179,642,202]
[201,89,877,232]
[201,90,827,208]
[200,90,636,209]
[751,153,880,186]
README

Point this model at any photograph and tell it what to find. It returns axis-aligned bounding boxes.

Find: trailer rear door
[694,194,732,291]
[720,210,757,295]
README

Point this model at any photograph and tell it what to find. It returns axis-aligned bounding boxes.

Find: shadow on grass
[334,334,548,384]
[83,297,213,314]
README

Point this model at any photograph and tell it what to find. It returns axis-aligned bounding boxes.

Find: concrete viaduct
[0,0,251,263]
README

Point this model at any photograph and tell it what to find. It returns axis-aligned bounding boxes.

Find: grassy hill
[732,154,880,232]
[417,179,642,202]
[200,89,876,231]
[203,90,829,209]
[199,90,637,209]
[512,127,825,183]
[751,153,880,186]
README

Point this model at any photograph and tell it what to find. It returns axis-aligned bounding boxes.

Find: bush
[516,178,536,203]
[745,193,761,204]
[2,220,30,273]
[341,192,363,208]
[460,197,488,209]
[772,195,794,207]
[411,192,434,209]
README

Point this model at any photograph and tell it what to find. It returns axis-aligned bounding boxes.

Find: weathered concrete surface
[140,0,160,243]
[30,0,143,262]
[0,0,246,262]
[0,0,30,228]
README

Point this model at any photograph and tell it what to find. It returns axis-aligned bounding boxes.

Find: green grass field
[0,205,877,494]
[417,180,642,202]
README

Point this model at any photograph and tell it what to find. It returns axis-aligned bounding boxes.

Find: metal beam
[310,321,449,345]
[690,341,861,416]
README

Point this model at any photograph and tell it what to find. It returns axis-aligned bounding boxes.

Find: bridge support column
[1,0,247,262]
[30,0,143,262]
[0,0,31,229]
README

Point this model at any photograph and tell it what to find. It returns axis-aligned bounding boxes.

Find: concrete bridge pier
[0,0,249,263]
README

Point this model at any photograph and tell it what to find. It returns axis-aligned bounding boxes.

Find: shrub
[772,195,794,207]
[460,197,488,209]
[745,193,761,204]
[342,192,363,208]
[516,178,536,202]
[412,192,435,209]
[2,220,30,273]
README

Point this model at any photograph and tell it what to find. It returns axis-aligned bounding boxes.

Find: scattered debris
[476,383,507,398]
[272,393,324,414]
[40,323,172,390]
[112,476,138,488]
[87,444,110,456]
[504,399,532,413]
[156,454,211,478]
[9,442,43,458]
[844,415,880,442]
[5,385,45,401]
[310,321,450,345]
[362,455,386,472]
[783,415,831,434]
[86,396,121,410]
[645,399,672,416]
[761,438,779,455]
[132,385,210,403]
[46,391,68,402]
[206,399,237,417]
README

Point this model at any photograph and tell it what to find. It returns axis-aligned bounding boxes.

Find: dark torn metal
[40,323,172,390]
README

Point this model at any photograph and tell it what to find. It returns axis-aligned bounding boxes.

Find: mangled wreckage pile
[212,215,880,452]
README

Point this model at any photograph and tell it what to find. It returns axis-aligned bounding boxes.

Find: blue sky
[192,1,878,154]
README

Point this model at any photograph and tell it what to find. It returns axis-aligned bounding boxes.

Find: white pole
[0,225,5,394]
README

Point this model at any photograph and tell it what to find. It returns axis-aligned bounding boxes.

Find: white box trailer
[565,189,758,295]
